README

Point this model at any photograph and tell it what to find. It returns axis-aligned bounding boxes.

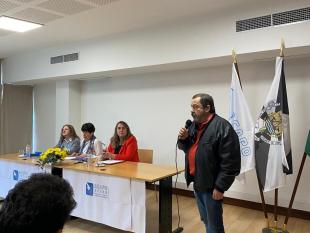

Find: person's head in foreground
[0,173,76,233]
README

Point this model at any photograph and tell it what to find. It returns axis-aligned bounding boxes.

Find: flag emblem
[258,109,282,140]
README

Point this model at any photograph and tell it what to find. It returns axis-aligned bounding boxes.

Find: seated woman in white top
[72,122,103,157]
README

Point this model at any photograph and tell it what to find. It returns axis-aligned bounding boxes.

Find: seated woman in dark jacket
[55,124,80,155]
[101,121,139,162]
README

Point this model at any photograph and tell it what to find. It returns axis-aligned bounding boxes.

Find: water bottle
[25,144,31,158]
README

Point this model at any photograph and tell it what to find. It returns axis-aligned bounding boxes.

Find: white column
[55,80,81,142]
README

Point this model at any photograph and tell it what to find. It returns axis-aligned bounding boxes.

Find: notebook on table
[97,160,124,165]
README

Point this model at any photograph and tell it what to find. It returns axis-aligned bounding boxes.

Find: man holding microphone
[178,93,241,233]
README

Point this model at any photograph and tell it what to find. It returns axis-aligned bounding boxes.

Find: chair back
[138,149,153,164]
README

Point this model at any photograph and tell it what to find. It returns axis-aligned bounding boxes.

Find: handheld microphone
[177,120,192,141]
[185,119,192,129]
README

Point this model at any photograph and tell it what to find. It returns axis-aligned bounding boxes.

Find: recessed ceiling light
[0,16,42,33]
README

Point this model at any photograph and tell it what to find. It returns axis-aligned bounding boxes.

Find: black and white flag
[254,56,292,192]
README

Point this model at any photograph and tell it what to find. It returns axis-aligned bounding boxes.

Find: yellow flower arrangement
[37,147,68,169]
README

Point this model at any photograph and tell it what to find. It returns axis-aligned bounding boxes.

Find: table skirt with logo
[0,160,51,198]
[63,169,146,233]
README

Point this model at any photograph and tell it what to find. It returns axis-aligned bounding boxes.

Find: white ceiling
[0,0,304,59]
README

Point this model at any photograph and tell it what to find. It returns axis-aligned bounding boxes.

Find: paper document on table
[64,156,76,160]
[101,160,124,165]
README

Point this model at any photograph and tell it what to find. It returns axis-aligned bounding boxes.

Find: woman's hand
[71,152,79,157]
[102,152,116,160]
[77,153,87,158]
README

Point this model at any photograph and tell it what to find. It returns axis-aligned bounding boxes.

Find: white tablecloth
[63,169,146,233]
[0,159,50,198]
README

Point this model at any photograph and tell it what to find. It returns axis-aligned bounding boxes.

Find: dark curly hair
[81,122,95,133]
[192,93,216,113]
[0,173,76,233]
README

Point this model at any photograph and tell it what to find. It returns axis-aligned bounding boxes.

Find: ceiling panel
[14,0,37,3]
[83,0,119,7]
[0,0,19,14]
[12,8,63,24]
[38,0,94,15]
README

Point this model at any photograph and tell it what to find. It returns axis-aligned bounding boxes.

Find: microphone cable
[174,140,182,229]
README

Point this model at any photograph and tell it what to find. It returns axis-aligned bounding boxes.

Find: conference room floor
[62,190,309,233]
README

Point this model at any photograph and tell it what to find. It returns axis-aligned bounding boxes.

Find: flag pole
[232,49,237,64]
[283,152,307,230]
[271,39,284,233]
[274,188,278,231]
[280,38,285,57]
[266,40,286,232]
[232,49,241,87]
[257,175,269,229]
[283,130,310,230]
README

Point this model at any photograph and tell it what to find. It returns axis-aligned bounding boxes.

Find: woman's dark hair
[81,122,95,133]
[59,124,79,142]
[110,121,133,148]
[192,93,216,113]
[0,173,76,233]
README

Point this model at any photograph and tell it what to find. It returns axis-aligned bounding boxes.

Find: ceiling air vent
[50,55,63,64]
[273,7,310,26]
[64,53,79,62]
[50,52,79,64]
[236,15,271,32]
[236,6,310,32]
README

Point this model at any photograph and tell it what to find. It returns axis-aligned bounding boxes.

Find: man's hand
[178,127,189,140]
[212,189,224,200]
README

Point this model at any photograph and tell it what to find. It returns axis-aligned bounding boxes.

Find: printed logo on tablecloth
[85,182,109,198]
[13,170,19,181]
[86,182,94,196]
[12,169,30,181]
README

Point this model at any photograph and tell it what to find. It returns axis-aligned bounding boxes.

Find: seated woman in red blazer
[101,121,139,162]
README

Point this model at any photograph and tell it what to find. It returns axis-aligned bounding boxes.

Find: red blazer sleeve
[107,143,113,153]
[115,136,139,161]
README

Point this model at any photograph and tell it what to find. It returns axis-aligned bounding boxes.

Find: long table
[0,154,184,233]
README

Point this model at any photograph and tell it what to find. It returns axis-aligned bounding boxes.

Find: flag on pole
[305,130,310,156]
[229,62,255,180]
[254,56,293,192]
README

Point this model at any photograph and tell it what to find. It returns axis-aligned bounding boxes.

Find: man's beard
[191,112,199,122]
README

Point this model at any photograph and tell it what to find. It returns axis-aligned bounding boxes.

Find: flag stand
[283,130,310,231]
[274,188,278,231]
[257,175,269,229]
[261,131,309,233]
[260,39,290,233]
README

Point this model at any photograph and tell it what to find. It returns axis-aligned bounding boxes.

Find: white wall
[78,57,309,211]
[33,82,56,152]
